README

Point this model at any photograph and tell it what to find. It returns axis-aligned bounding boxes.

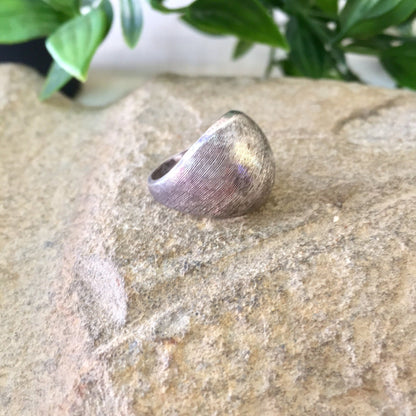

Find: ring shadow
[245,170,361,230]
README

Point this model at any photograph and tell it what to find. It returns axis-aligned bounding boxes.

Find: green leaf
[79,0,113,29]
[0,0,66,44]
[340,0,416,37]
[41,0,79,16]
[258,0,274,15]
[232,40,254,60]
[40,61,72,100]
[381,42,416,89]
[265,0,285,7]
[46,7,109,81]
[342,35,392,55]
[314,0,337,14]
[101,0,114,34]
[181,14,225,35]
[281,58,303,77]
[396,16,416,36]
[121,0,143,48]
[351,0,416,37]
[182,0,289,49]
[79,0,103,9]
[148,0,189,13]
[286,16,326,78]
[340,0,397,33]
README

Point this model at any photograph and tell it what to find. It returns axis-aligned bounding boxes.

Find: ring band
[148,110,275,218]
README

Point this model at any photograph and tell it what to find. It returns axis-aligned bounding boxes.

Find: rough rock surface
[1,64,415,416]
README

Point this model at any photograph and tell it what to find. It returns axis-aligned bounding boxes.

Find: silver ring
[148,110,275,218]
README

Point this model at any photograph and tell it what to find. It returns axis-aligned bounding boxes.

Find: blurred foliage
[1,0,416,98]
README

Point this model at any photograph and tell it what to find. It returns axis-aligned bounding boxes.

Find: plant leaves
[100,0,114,35]
[79,0,103,10]
[121,0,143,48]
[0,0,67,44]
[314,0,337,14]
[46,6,109,81]
[350,0,416,37]
[281,58,303,77]
[232,40,254,60]
[340,0,416,37]
[40,61,72,100]
[340,0,398,33]
[148,0,189,13]
[258,0,274,15]
[181,14,225,35]
[265,0,285,7]
[286,16,326,78]
[41,0,79,16]
[380,42,416,89]
[182,0,289,49]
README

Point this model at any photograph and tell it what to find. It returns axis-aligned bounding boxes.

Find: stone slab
[1,64,415,415]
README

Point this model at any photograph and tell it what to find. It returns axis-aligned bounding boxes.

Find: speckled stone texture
[1,64,415,416]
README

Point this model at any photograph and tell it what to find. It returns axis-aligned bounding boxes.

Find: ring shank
[149,150,188,182]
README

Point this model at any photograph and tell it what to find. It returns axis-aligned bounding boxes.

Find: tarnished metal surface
[148,111,275,218]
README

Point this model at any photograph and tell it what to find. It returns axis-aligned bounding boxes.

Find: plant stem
[341,45,380,56]
[264,47,276,79]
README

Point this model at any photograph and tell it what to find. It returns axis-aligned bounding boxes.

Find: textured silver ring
[148,110,275,218]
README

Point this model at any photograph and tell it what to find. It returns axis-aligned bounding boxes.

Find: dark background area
[0,38,80,98]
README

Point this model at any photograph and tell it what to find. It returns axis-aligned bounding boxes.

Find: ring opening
[151,150,187,180]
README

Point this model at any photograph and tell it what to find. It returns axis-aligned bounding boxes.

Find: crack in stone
[332,97,404,134]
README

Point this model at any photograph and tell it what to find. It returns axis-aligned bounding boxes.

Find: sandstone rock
[1,64,415,415]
